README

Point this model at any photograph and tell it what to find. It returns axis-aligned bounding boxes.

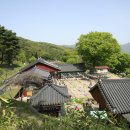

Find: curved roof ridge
[19,58,60,72]
[51,84,70,98]
[31,82,70,101]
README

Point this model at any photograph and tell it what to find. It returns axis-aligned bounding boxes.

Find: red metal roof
[95,66,109,69]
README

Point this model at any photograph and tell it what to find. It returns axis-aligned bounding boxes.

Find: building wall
[22,63,59,73]
[90,87,106,110]
[96,69,108,73]
[36,63,59,72]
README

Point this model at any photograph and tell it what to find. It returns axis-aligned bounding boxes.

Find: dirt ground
[59,72,121,99]
[60,78,95,99]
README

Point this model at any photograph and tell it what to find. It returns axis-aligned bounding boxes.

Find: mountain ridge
[120,42,130,54]
[63,43,130,54]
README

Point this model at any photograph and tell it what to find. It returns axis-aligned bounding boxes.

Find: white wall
[96,69,108,73]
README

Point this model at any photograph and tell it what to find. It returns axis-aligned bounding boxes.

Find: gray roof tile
[90,79,130,114]
[30,80,70,106]
[57,63,85,72]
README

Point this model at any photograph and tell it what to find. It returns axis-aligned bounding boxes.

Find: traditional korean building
[57,63,85,78]
[89,78,130,123]
[20,57,60,73]
[30,76,70,116]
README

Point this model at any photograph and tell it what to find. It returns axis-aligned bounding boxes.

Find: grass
[1,86,20,98]
[0,62,26,82]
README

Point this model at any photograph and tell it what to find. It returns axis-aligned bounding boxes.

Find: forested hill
[121,42,130,54]
[63,44,75,49]
[18,37,79,63]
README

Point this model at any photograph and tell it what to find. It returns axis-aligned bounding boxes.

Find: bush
[126,74,130,78]
[0,97,129,130]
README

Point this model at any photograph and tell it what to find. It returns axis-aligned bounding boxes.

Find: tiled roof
[20,58,60,72]
[90,79,130,114]
[30,67,50,80]
[57,63,85,73]
[5,67,50,86]
[30,76,70,106]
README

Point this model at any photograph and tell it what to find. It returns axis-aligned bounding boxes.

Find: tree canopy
[0,25,19,65]
[115,53,130,74]
[76,32,121,68]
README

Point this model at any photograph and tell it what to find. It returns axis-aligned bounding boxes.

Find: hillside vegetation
[0,97,128,130]
[18,37,80,64]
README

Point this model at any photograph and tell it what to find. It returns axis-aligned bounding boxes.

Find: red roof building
[19,58,60,73]
[92,66,109,74]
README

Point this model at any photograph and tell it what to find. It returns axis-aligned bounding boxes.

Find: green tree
[115,53,130,73]
[29,56,36,63]
[62,50,80,64]
[17,50,26,63]
[0,25,19,65]
[76,32,121,68]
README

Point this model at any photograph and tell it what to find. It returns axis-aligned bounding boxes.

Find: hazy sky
[0,0,130,45]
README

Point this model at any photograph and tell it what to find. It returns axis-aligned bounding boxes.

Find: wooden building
[89,79,130,123]
[30,76,70,116]
[57,63,85,78]
[20,57,60,73]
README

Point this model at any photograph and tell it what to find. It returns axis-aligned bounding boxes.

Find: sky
[0,0,130,45]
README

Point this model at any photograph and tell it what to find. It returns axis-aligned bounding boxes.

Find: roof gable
[20,58,60,72]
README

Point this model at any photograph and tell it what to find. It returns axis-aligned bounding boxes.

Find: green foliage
[0,68,5,77]
[0,25,19,65]
[62,50,80,64]
[0,63,25,82]
[115,53,130,74]
[28,56,36,63]
[126,74,130,78]
[0,107,30,130]
[17,50,26,63]
[0,98,129,130]
[76,32,121,68]
[18,37,77,63]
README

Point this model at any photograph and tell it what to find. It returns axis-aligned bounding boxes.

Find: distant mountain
[63,44,75,49]
[121,42,130,54]
[63,43,130,54]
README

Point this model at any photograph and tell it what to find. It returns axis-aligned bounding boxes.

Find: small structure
[92,66,109,74]
[30,76,70,116]
[89,79,130,122]
[57,63,85,78]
